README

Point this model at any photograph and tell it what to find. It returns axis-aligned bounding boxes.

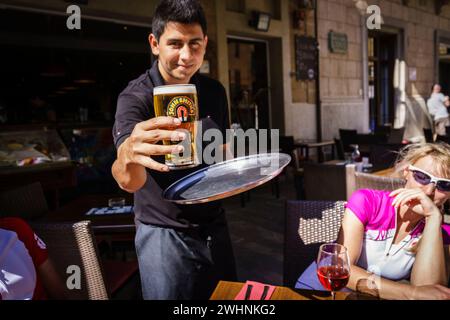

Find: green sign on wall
[328,31,348,54]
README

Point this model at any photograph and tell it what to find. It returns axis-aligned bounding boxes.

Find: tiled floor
[223,169,297,286]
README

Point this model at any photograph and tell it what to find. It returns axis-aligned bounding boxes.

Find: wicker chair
[32,221,109,300]
[284,200,346,287]
[355,172,405,191]
[346,165,405,199]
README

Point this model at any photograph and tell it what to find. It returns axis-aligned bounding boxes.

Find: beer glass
[153,84,199,170]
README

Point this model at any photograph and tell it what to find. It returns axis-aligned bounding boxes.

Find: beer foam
[154,84,197,95]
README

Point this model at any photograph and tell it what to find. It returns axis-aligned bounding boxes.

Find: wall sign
[295,35,318,81]
[328,31,348,54]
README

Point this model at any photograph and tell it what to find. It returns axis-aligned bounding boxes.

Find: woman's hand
[390,188,441,218]
[407,284,450,300]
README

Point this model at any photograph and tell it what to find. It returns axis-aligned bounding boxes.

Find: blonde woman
[297,143,450,299]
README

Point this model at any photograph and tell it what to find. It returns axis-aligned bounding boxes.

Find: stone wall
[314,0,367,139]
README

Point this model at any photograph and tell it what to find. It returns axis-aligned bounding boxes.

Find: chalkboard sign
[295,35,318,81]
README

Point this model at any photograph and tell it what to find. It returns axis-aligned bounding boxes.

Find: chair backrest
[31,221,109,300]
[375,125,392,136]
[387,128,405,144]
[279,135,295,155]
[436,135,450,144]
[369,143,403,171]
[284,200,346,287]
[339,129,358,153]
[303,162,350,201]
[0,182,48,220]
[423,128,434,143]
[291,148,302,171]
[334,138,345,160]
[346,171,405,200]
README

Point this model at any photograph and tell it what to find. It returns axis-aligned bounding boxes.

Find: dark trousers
[135,211,237,300]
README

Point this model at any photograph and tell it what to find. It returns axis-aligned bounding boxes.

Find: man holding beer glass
[112,0,236,299]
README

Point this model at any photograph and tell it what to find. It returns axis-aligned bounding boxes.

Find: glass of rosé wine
[316,243,350,300]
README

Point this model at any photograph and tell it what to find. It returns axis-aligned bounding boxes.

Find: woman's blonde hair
[394,142,450,178]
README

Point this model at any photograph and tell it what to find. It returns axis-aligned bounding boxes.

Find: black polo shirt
[113,61,230,228]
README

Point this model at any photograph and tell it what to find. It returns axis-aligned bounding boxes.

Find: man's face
[149,22,207,84]
[434,84,441,93]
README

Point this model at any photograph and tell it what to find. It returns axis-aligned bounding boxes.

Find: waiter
[112,0,236,300]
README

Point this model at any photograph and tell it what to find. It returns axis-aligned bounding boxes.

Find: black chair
[284,200,346,287]
[334,138,345,160]
[375,124,392,136]
[279,136,295,158]
[0,182,48,220]
[292,149,305,199]
[339,129,358,153]
[369,144,403,171]
[386,128,405,144]
[303,162,348,201]
[436,135,450,144]
[357,133,386,145]
[423,128,434,143]
[446,126,450,137]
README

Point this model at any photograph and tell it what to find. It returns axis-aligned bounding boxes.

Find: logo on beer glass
[167,96,196,123]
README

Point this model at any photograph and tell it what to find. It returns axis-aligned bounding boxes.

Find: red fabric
[234,281,276,300]
[0,217,48,300]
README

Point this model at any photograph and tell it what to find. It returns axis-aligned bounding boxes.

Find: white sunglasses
[408,165,450,192]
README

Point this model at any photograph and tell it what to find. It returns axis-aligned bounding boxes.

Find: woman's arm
[390,188,448,286]
[38,259,68,300]
[410,215,448,286]
[339,209,410,299]
[338,209,450,300]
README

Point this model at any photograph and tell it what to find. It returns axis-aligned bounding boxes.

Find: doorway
[439,41,450,94]
[227,37,270,130]
[368,31,398,131]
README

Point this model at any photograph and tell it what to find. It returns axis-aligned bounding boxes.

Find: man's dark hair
[152,0,207,41]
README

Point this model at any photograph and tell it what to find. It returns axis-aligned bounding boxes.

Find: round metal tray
[163,153,291,204]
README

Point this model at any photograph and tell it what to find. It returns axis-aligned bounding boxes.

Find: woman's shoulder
[347,189,392,208]
[346,189,394,227]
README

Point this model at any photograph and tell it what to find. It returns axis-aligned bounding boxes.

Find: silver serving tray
[163,153,291,204]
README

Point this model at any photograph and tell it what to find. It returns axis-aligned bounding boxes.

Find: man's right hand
[121,116,185,172]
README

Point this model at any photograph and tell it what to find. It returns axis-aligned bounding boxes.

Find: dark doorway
[439,42,450,95]
[368,31,397,131]
[227,37,270,130]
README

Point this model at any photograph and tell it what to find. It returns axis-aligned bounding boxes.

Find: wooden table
[210,281,374,300]
[295,140,335,163]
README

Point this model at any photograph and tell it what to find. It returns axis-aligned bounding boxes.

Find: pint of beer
[153,84,199,170]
